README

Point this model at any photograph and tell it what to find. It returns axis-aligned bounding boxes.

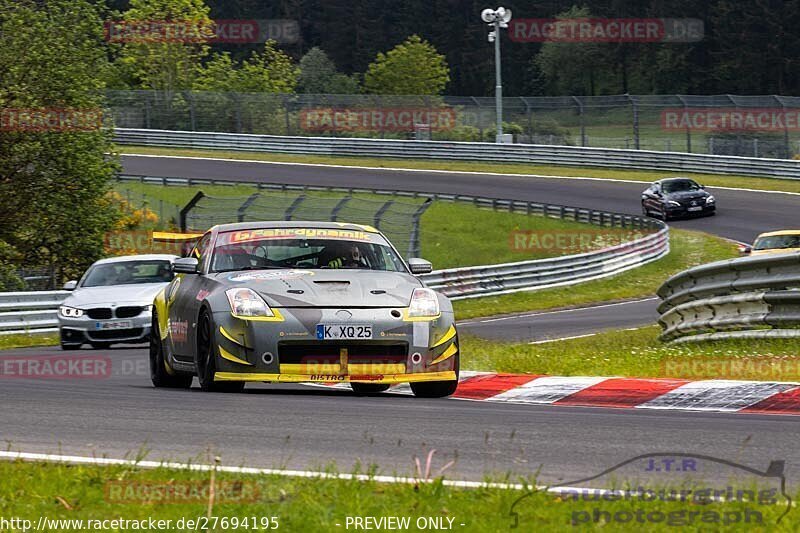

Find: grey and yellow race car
[150,221,459,397]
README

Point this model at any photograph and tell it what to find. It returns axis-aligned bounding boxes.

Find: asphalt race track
[1,155,798,487]
[3,345,800,486]
[123,154,800,244]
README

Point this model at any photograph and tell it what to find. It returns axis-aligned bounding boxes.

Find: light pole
[481,7,512,143]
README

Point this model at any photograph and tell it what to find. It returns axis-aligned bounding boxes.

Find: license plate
[316,324,373,340]
[95,320,133,330]
[688,206,703,212]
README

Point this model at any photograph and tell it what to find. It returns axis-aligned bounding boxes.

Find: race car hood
[664,190,710,201]
[215,269,423,308]
[64,283,168,307]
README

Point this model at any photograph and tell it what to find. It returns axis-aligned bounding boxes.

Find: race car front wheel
[410,352,459,398]
[196,310,245,393]
[150,312,192,389]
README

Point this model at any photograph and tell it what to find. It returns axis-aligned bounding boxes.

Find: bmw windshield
[210,228,407,272]
[81,260,173,287]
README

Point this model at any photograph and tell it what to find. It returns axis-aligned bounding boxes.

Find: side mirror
[740,245,752,256]
[173,257,199,274]
[63,280,77,291]
[408,258,433,275]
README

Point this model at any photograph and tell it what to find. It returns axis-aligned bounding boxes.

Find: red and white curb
[309,372,800,415]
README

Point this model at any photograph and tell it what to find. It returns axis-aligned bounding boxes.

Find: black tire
[89,342,111,350]
[196,310,245,393]
[410,353,460,398]
[351,383,390,395]
[150,312,192,389]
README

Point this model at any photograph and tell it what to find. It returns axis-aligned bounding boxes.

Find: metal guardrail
[120,174,669,301]
[115,128,800,179]
[657,252,800,343]
[0,291,68,336]
[2,178,670,334]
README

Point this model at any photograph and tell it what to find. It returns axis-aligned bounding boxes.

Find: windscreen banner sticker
[225,228,372,244]
[228,270,314,282]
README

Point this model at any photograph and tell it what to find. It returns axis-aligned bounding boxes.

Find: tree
[363,35,450,95]
[0,0,120,285]
[111,0,214,93]
[533,6,612,96]
[194,42,299,93]
[298,47,360,94]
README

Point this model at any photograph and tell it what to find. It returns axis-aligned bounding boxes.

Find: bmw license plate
[688,206,703,212]
[95,320,133,330]
[316,324,373,340]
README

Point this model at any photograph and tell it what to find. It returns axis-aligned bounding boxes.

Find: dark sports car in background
[150,222,459,398]
[641,177,716,220]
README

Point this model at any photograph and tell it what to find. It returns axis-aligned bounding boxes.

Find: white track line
[457,297,659,326]
[529,333,598,345]
[0,450,767,507]
[0,450,527,490]
[122,153,800,197]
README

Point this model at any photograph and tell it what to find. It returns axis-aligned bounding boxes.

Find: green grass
[114,181,639,270]
[462,325,800,381]
[0,332,58,350]
[120,145,800,194]
[453,229,738,320]
[0,460,794,532]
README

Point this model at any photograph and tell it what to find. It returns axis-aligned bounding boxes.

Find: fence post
[237,193,260,223]
[331,196,351,222]
[179,191,206,232]
[408,199,433,258]
[374,199,395,229]
[630,95,640,150]
[284,195,306,220]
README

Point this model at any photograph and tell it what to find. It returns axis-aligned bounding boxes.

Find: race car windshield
[211,229,407,272]
[81,260,174,287]
[754,235,800,250]
[662,180,701,193]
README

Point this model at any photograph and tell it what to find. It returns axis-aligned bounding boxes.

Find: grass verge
[453,229,738,319]
[462,325,800,381]
[120,145,800,195]
[0,332,58,350]
[0,460,794,532]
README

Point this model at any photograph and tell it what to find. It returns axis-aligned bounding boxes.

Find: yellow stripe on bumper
[430,342,458,365]
[214,371,457,384]
[219,345,253,366]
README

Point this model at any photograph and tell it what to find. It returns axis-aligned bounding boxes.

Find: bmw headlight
[667,200,681,207]
[226,288,274,317]
[59,306,84,318]
[407,288,440,318]
[706,195,715,204]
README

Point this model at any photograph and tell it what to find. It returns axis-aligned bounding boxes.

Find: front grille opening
[116,306,144,318]
[87,308,112,320]
[278,342,407,365]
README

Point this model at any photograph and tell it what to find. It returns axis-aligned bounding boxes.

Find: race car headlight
[59,306,84,318]
[706,195,715,204]
[407,288,440,318]
[666,200,682,207]
[143,304,153,313]
[226,288,274,317]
